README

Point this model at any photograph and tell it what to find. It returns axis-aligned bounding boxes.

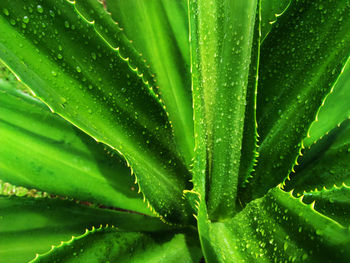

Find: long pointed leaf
[304,58,350,147]
[237,1,261,191]
[245,0,350,201]
[198,186,350,262]
[189,0,258,220]
[105,0,194,166]
[33,228,202,263]
[0,79,150,214]
[0,196,169,263]
[0,0,193,223]
[286,119,350,193]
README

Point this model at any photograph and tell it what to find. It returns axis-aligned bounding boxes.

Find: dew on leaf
[22,16,29,24]
[36,5,43,13]
[3,8,9,16]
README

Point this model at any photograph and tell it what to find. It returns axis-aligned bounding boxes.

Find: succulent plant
[0,0,349,262]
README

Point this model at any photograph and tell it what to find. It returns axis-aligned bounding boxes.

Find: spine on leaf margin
[29,225,116,262]
[278,185,346,229]
[282,57,350,189]
[64,0,189,225]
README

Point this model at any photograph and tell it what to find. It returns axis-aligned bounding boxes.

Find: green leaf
[0,80,150,214]
[260,0,291,42]
[238,0,293,189]
[33,227,202,263]
[304,58,350,147]
[198,186,350,262]
[0,196,169,263]
[104,0,194,167]
[244,0,350,201]
[237,1,261,190]
[72,0,157,89]
[301,184,350,228]
[286,119,350,194]
[189,0,258,220]
[0,0,193,224]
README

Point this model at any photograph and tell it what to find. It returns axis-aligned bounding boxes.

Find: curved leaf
[239,0,292,190]
[105,0,194,166]
[244,0,350,201]
[304,58,350,147]
[33,227,202,263]
[198,186,350,262]
[286,119,350,194]
[237,1,261,191]
[301,184,350,227]
[260,0,291,42]
[0,0,193,224]
[0,79,150,214]
[0,196,169,263]
[189,0,258,220]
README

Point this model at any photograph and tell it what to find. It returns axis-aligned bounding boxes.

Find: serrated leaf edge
[281,56,350,188]
[29,224,117,263]
[277,185,346,230]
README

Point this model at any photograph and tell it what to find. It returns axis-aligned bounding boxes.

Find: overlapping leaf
[304,59,350,147]
[189,0,258,220]
[0,80,149,214]
[105,0,194,166]
[0,196,169,263]
[0,0,193,223]
[286,119,350,193]
[198,187,350,262]
[34,227,202,263]
[244,0,350,201]
[301,184,350,227]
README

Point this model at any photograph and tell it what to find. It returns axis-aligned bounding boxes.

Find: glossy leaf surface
[0,196,169,263]
[105,0,194,166]
[0,80,149,214]
[246,0,350,200]
[260,0,291,42]
[189,0,258,220]
[199,187,350,262]
[302,184,350,227]
[286,119,350,194]
[34,228,202,263]
[237,1,261,190]
[305,59,350,147]
[0,0,192,223]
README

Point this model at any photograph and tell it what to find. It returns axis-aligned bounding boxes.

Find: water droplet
[76,66,81,73]
[37,5,44,13]
[51,71,57,77]
[91,52,96,60]
[49,10,55,17]
[3,8,9,16]
[23,16,29,23]
[64,21,70,28]
[57,53,63,59]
